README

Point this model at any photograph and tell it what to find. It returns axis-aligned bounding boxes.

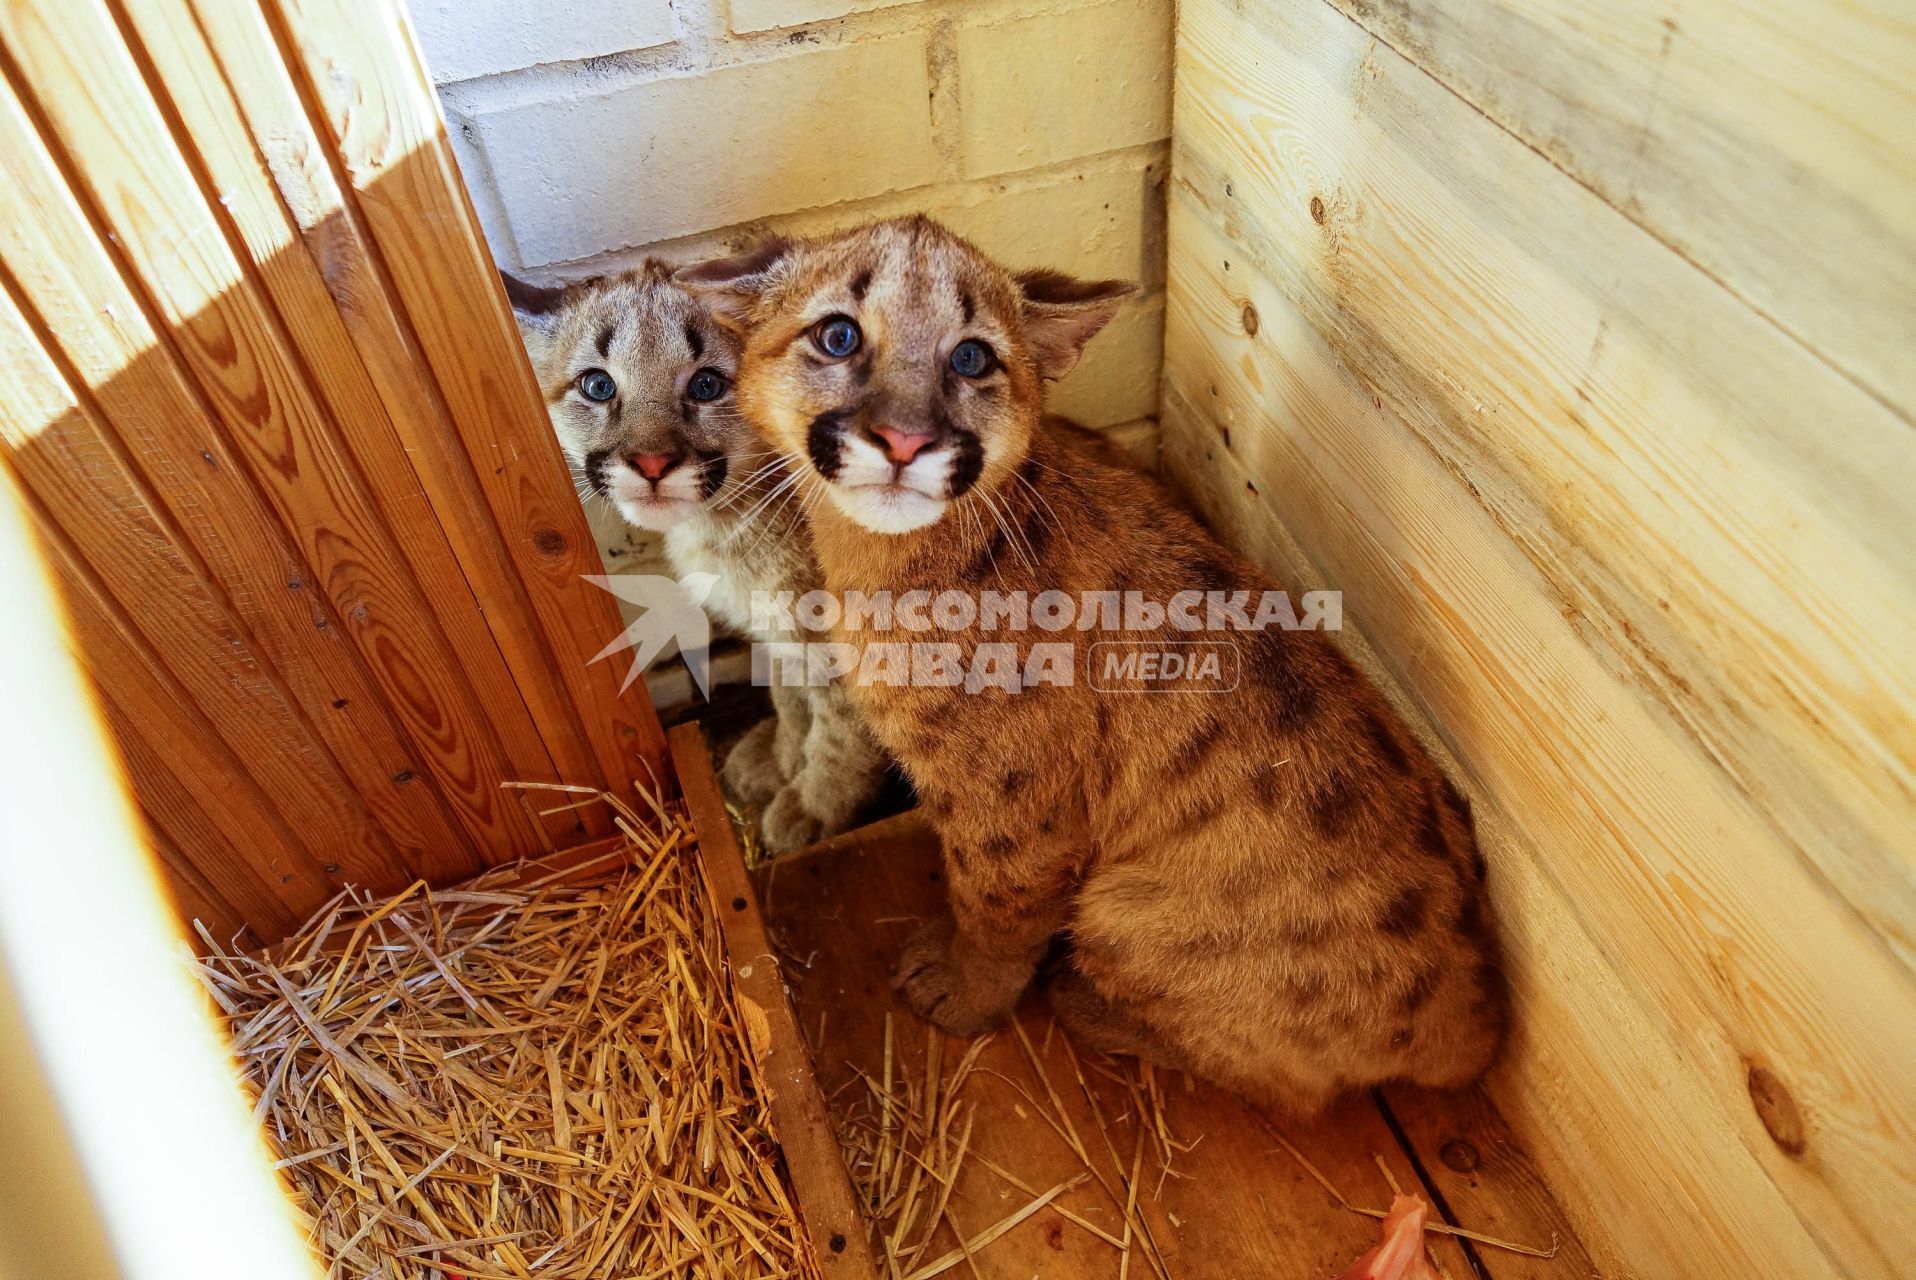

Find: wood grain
[1167,4,1916,1268]
[1160,184,1912,1277]
[751,812,1603,1279]
[1172,0,1916,983]
[0,258,381,909]
[163,0,620,839]
[269,0,669,795]
[116,0,574,847]
[670,722,881,1280]
[1323,0,1916,419]
[0,0,528,874]
[1,0,668,937]
[1379,1086,1598,1280]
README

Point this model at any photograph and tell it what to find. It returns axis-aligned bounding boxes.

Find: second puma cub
[505,263,890,852]
[681,218,1507,1116]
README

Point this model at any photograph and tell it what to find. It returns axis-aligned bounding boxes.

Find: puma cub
[505,263,890,852]
[680,219,1507,1115]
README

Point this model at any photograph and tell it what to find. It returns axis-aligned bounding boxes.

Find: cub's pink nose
[874,425,936,465]
[628,452,678,481]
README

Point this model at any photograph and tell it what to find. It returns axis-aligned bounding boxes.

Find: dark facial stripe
[850,269,872,301]
[684,324,703,359]
[960,289,975,324]
[947,431,984,498]
[582,448,612,495]
[595,322,616,358]
[697,450,728,500]
[807,411,848,480]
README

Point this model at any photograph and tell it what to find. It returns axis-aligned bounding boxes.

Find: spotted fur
[682,218,1507,1115]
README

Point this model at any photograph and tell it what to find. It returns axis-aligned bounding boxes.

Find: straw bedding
[194,787,816,1280]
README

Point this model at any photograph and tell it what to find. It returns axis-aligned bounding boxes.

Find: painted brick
[1048,294,1164,427]
[730,0,921,34]
[476,37,936,265]
[955,0,1172,179]
[598,156,1161,289]
[936,162,1153,283]
[408,0,676,83]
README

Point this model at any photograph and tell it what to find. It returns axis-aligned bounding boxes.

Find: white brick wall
[955,0,1173,179]
[406,0,677,82]
[408,0,1171,593]
[477,37,936,260]
[730,0,923,34]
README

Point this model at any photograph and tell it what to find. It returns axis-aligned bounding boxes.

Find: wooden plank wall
[1161,2,1916,1278]
[0,0,667,945]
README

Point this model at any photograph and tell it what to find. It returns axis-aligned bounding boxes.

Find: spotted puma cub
[505,263,890,852]
[681,218,1507,1116]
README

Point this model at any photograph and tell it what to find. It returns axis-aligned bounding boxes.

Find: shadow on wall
[0,139,656,945]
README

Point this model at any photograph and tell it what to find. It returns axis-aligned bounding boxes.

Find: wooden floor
[755,813,1598,1280]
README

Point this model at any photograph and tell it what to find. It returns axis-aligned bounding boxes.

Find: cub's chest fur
[664,501,814,640]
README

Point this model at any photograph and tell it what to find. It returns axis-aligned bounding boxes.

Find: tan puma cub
[505,263,890,852]
[680,219,1506,1115]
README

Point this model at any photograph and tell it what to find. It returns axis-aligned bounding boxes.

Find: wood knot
[1241,301,1260,336]
[1310,195,1326,225]
[828,1233,848,1253]
[532,527,566,556]
[1439,1139,1480,1172]
[1747,1063,1807,1157]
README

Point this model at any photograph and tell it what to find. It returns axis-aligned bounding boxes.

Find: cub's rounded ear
[1016,269,1139,380]
[501,271,566,318]
[674,237,793,332]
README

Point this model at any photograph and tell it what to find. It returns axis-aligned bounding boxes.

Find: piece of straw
[196,784,815,1280]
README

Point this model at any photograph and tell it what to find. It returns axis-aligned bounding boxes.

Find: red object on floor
[1334,1194,1442,1280]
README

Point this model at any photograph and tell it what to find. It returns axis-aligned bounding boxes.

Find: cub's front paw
[759,784,826,854]
[892,919,1028,1037]
[720,717,783,806]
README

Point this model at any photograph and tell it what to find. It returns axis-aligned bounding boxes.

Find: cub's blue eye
[577,369,617,402]
[814,316,861,359]
[950,339,994,378]
[686,368,727,402]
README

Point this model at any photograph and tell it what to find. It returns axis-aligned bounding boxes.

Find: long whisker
[722,466,806,544]
[979,488,1034,575]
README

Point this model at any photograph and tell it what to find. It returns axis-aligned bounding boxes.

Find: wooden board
[1165,2,1916,1273]
[1321,0,1916,418]
[754,811,1592,1279]
[0,0,666,939]
[670,722,882,1280]
[268,0,667,796]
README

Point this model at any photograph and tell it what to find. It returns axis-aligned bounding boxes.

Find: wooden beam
[669,722,880,1280]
